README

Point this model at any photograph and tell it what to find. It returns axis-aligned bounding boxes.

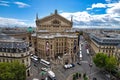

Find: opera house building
[31,10,78,63]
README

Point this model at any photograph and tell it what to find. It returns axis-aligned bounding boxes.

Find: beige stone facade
[0,35,32,76]
[114,45,120,68]
[32,10,78,64]
[83,31,120,56]
[90,39,115,55]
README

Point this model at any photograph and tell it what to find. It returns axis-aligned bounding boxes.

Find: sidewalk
[66,74,73,80]
[66,73,84,80]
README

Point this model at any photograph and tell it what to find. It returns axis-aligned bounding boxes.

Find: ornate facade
[88,31,120,56]
[0,33,32,76]
[32,10,78,63]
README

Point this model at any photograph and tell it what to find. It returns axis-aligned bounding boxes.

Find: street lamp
[89,63,92,79]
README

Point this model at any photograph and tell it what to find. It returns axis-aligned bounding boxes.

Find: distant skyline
[0,0,120,28]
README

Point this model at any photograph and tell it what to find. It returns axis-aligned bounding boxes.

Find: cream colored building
[0,33,31,76]
[32,10,78,64]
[114,44,120,68]
[89,31,120,56]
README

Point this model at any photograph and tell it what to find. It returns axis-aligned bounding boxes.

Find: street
[27,35,112,80]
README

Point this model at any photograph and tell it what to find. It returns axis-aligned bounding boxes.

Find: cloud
[106,2,120,15]
[87,3,106,10]
[105,0,120,3]
[60,11,120,28]
[0,0,10,7]
[0,17,28,27]
[14,1,30,8]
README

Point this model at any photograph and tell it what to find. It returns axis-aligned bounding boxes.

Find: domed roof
[27,27,33,33]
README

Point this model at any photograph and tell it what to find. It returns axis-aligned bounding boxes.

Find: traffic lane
[81,38,107,80]
[81,42,91,64]
[30,60,50,79]
[26,61,40,80]
[54,63,85,80]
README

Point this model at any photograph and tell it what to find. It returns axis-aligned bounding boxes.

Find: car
[41,67,48,72]
[30,53,33,56]
[64,63,75,69]
[71,63,75,67]
[77,62,81,65]
[45,77,48,80]
[31,56,38,61]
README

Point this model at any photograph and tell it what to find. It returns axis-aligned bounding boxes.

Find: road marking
[81,61,88,63]
[89,70,100,76]
[54,69,65,80]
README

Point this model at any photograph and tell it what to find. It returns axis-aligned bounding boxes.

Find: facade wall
[0,51,30,67]
[90,39,115,55]
[0,50,31,76]
[32,10,78,63]
[114,47,120,68]
[37,37,78,60]
[0,40,32,77]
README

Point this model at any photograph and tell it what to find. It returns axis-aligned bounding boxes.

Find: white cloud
[14,1,30,8]
[86,8,92,10]
[60,11,120,28]
[0,1,9,3]
[106,2,120,15]
[0,17,28,27]
[92,3,106,8]
[87,3,106,10]
[0,0,9,7]
[0,3,9,6]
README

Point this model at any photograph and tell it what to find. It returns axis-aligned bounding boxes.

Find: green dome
[27,27,33,33]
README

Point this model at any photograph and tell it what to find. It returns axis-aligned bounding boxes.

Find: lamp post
[89,55,93,80]
[89,63,92,80]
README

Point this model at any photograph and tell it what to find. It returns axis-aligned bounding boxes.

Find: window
[51,45,52,49]
[103,50,104,52]
[3,59,5,62]
[10,54,12,57]
[7,59,9,62]
[21,54,24,57]
[22,59,24,63]
[56,43,58,46]
[26,58,28,62]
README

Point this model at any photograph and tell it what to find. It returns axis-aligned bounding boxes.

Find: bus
[79,44,82,51]
[40,59,50,67]
[80,50,82,54]
[86,49,89,55]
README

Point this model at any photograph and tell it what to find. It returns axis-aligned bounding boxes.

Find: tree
[0,61,26,80]
[105,56,118,73]
[93,53,118,74]
[93,53,108,68]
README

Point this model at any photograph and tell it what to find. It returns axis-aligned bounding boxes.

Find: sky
[0,0,120,28]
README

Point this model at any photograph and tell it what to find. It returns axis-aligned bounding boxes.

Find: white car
[31,56,38,61]
[64,64,73,69]
[41,67,48,72]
